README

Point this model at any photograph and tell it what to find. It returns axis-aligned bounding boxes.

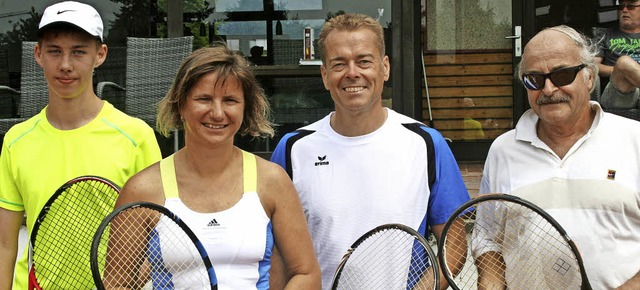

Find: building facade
[0,0,619,160]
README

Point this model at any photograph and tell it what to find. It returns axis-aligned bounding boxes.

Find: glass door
[512,0,527,123]
[423,0,607,161]
[422,0,515,161]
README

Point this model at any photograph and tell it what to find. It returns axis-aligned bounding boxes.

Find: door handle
[506,26,522,57]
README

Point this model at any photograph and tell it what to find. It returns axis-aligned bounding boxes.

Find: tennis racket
[28,175,120,290]
[437,193,592,290]
[330,223,439,290]
[91,201,218,290]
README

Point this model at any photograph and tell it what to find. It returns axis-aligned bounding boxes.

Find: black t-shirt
[597,27,640,66]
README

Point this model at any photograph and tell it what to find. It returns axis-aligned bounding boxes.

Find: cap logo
[57,10,75,15]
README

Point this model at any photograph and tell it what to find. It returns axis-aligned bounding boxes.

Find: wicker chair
[94,46,127,111]
[96,36,193,128]
[0,41,48,134]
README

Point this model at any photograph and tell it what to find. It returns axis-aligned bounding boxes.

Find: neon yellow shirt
[0,101,162,289]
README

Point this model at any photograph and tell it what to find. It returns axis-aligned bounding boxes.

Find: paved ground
[458,161,484,198]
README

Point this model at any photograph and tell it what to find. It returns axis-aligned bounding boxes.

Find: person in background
[595,0,640,109]
[0,1,162,288]
[249,45,267,66]
[479,25,640,289]
[269,13,470,289]
[114,43,321,289]
[462,97,485,140]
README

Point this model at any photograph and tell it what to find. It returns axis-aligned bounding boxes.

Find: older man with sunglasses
[479,25,640,289]
[596,0,640,109]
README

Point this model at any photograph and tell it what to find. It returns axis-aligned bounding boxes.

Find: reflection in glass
[422,0,513,143]
[214,0,263,12]
[275,0,323,10]
[425,0,511,50]
[274,19,324,38]
[218,20,266,35]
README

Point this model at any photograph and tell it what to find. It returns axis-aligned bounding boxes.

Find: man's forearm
[598,63,613,77]
[616,270,640,290]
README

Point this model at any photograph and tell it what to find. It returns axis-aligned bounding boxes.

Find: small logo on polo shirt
[57,10,75,14]
[315,155,329,166]
[207,218,220,227]
[607,169,616,180]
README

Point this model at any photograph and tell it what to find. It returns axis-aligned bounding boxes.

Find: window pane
[274,19,325,40]
[214,0,263,12]
[218,20,266,35]
[275,0,323,10]
[425,0,511,50]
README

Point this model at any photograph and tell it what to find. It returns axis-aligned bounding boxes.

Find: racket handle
[28,268,42,290]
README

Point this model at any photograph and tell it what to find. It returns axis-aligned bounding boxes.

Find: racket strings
[443,201,582,290]
[96,207,212,289]
[33,179,118,288]
[501,214,578,289]
[335,228,437,290]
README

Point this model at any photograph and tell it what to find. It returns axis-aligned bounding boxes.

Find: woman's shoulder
[254,154,296,203]
[255,154,289,184]
[119,162,164,204]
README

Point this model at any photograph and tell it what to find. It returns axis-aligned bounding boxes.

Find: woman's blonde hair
[157,42,274,138]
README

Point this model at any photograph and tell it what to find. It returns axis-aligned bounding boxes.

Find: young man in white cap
[0,1,162,288]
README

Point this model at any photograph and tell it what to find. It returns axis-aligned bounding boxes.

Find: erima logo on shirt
[315,155,329,166]
[207,218,220,226]
[57,10,75,14]
[607,169,616,180]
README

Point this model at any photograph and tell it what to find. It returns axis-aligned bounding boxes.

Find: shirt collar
[515,100,604,143]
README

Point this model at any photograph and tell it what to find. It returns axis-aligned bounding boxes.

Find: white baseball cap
[38,1,104,41]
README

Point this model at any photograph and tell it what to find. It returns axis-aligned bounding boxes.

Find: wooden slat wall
[422,52,514,141]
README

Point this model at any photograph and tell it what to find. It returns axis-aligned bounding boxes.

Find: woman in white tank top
[112,43,321,289]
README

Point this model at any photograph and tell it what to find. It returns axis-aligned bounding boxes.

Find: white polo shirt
[480,102,640,289]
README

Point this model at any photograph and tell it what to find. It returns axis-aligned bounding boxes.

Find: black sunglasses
[522,64,587,90]
[618,4,640,10]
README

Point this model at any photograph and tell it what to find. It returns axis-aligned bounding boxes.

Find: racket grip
[29,268,42,290]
